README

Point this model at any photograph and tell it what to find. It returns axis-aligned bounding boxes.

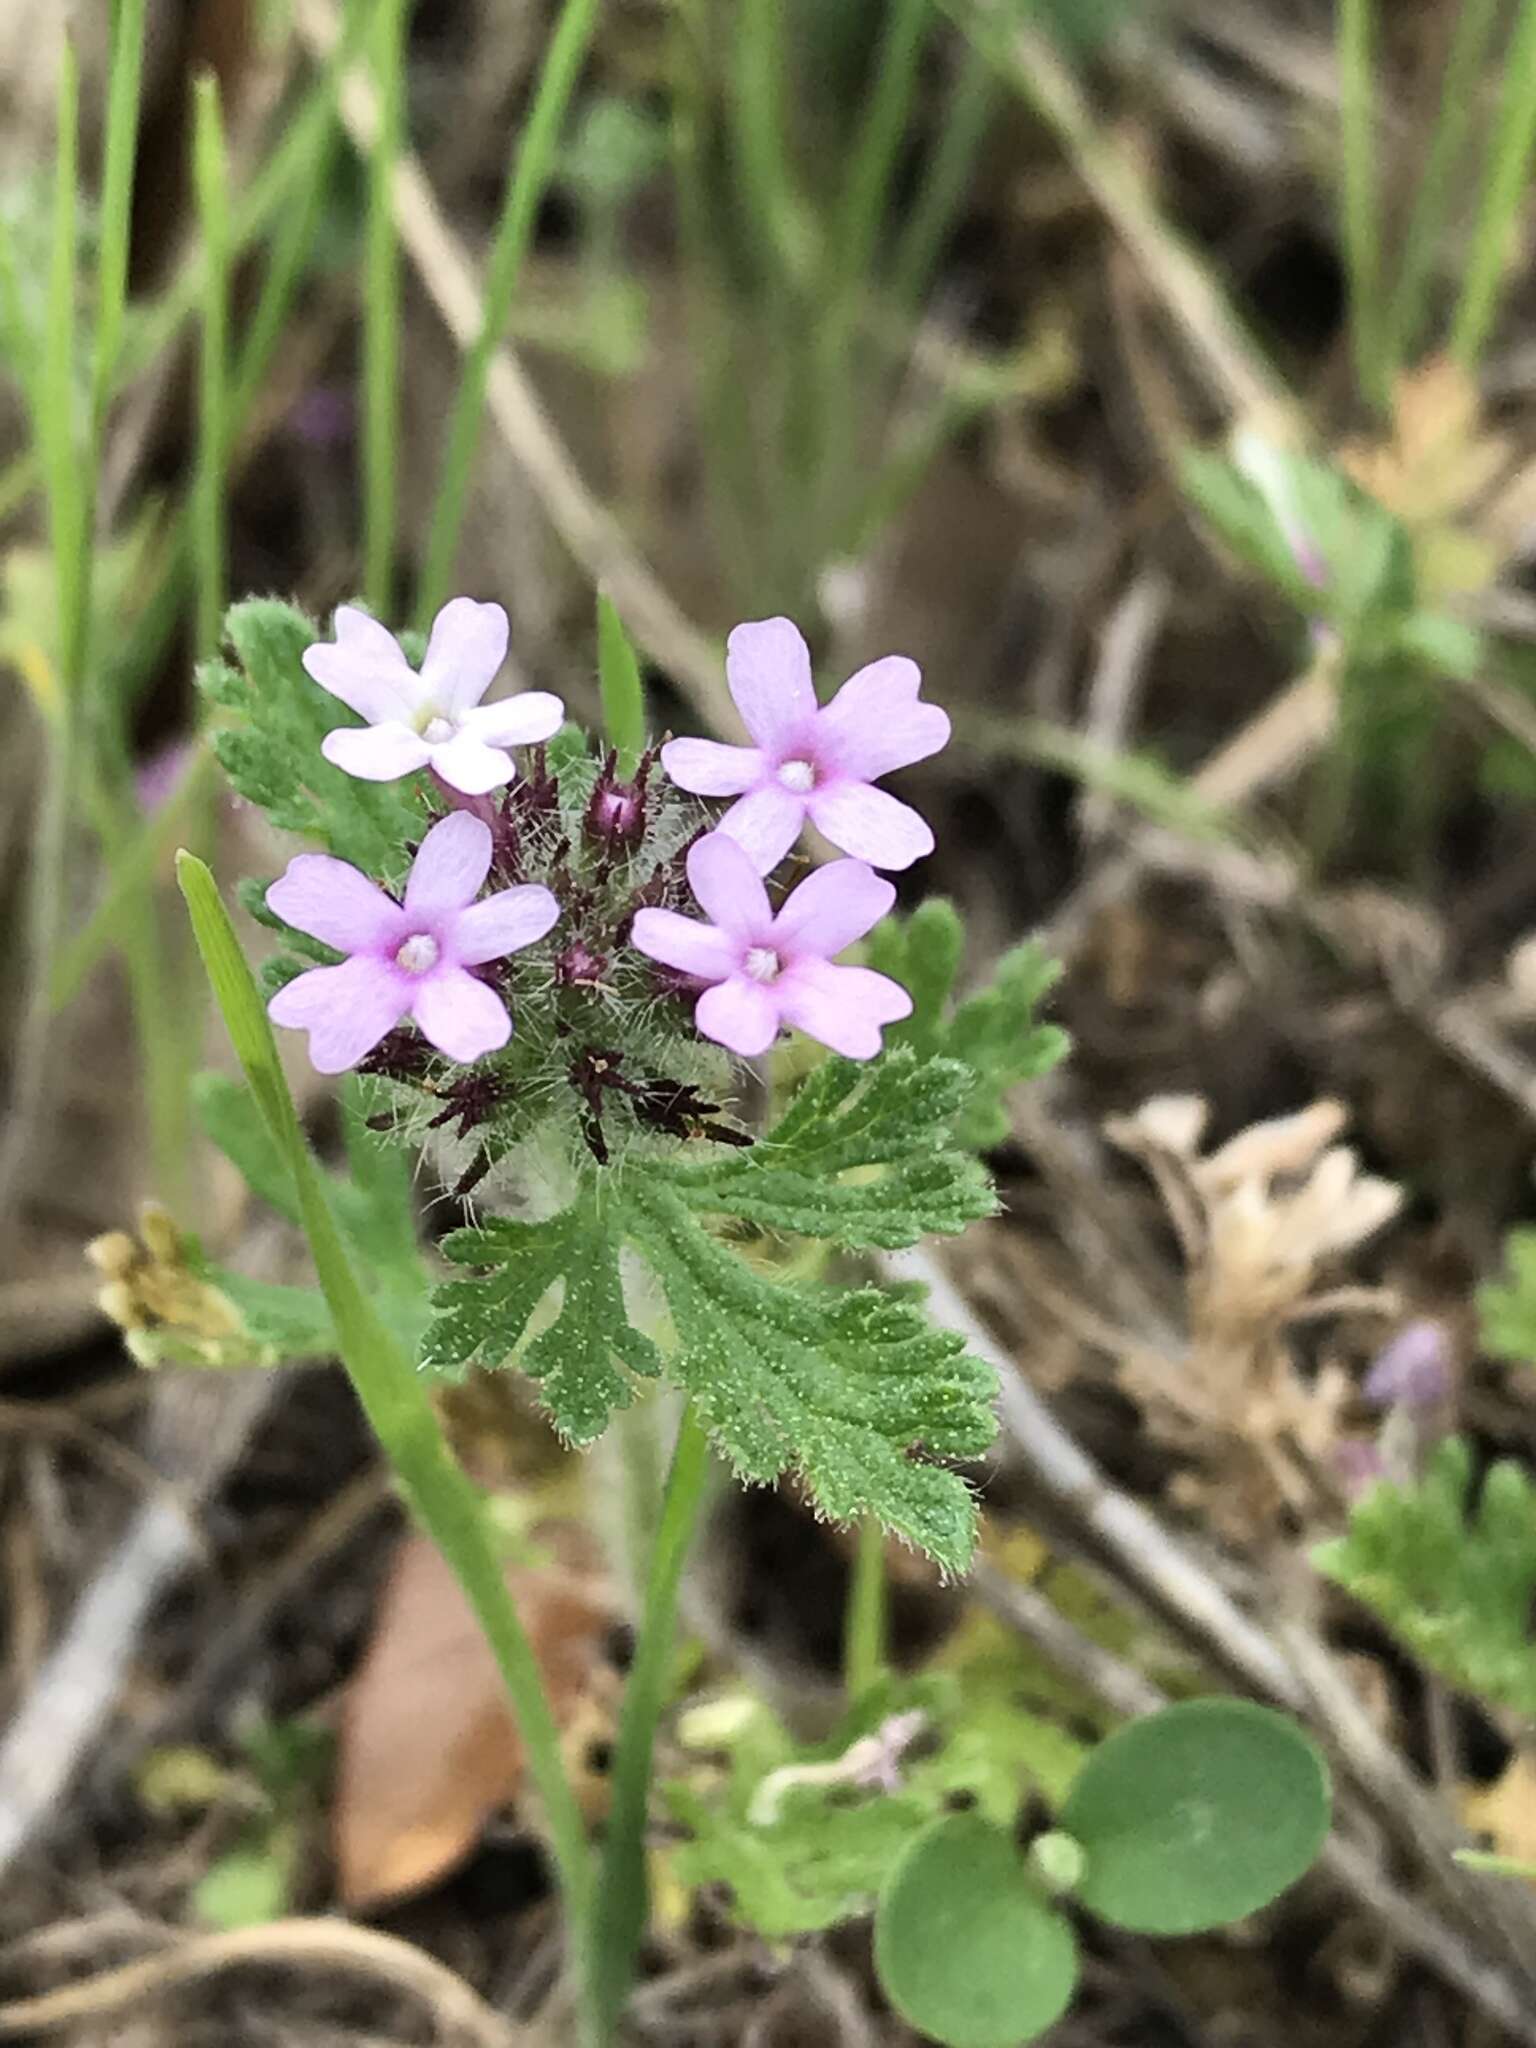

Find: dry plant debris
[1104,1095,1403,1540]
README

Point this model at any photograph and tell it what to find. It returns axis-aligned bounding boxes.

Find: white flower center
[777,758,816,793]
[395,933,440,975]
[744,946,781,984]
[421,713,456,745]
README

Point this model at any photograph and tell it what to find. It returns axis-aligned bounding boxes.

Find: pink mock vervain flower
[660,617,949,873]
[304,598,564,796]
[631,832,911,1060]
[266,812,558,1073]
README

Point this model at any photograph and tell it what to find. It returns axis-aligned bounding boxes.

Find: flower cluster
[265,602,948,1132]
[641,616,949,1056]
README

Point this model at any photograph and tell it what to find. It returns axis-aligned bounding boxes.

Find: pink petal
[266,853,405,953]
[696,977,780,1057]
[427,729,516,795]
[772,859,895,959]
[806,781,934,869]
[630,907,738,982]
[452,884,560,964]
[410,967,512,1062]
[815,655,950,781]
[775,959,911,1060]
[321,722,434,782]
[405,812,493,916]
[726,617,817,749]
[715,784,807,874]
[268,957,410,1073]
[660,737,764,797]
[303,607,422,724]
[458,691,565,748]
[686,831,772,939]
[420,597,509,713]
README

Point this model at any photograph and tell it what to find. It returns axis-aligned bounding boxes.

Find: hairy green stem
[177,855,598,2024]
[586,1404,713,2042]
[845,1513,889,1702]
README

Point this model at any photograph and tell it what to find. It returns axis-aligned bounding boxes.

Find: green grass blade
[597,592,646,771]
[888,37,996,315]
[1338,0,1387,410]
[1384,0,1501,374]
[415,0,602,625]
[175,852,597,1952]
[1452,0,1536,370]
[363,0,408,617]
[91,0,150,439]
[192,74,232,659]
[41,36,86,701]
[120,0,375,386]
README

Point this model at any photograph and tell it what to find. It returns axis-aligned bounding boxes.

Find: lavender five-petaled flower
[631,831,911,1060]
[266,812,559,1073]
[660,617,949,873]
[303,598,564,796]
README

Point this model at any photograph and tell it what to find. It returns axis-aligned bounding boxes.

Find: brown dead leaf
[334,1528,620,1910]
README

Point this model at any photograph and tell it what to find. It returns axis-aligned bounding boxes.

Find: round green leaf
[1060,1700,1330,1936]
[874,1813,1078,2048]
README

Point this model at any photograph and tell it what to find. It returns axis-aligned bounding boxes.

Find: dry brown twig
[0,1919,526,2045]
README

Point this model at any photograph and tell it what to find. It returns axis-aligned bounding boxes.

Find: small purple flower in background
[661,616,949,873]
[631,831,911,1060]
[747,1708,929,1825]
[1363,1318,1453,1411]
[266,812,559,1073]
[304,598,564,796]
[287,383,355,449]
[1337,1319,1454,1497]
[135,737,194,813]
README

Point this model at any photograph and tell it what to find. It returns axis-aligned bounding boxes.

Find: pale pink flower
[660,617,948,872]
[266,812,558,1073]
[631,831,911,1059]
[303,598,564,796]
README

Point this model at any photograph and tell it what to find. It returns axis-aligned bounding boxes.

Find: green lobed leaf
[1316,1435,1536,1717]
[874,1813,1078,2048]
[1059,1699,1330,1936]
[866,919,1069,1151]
[625,1181,994,1570]
[663,1047,995,1248]
[198,597,422,874]
[1479,1226,1536,1365]
[424,1190,662,1445]
[666,1649,1091,1942]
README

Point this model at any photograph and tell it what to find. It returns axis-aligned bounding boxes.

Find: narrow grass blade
[363,0,408,617]
[597,593,646,771]
[192,74,232,659]
[175,852,597,1946]
[1338,0,1387,409]
[1452,0,1536,370]
[92,0,150,439]
[416,0,602,624]
[1385,0,1501,374]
